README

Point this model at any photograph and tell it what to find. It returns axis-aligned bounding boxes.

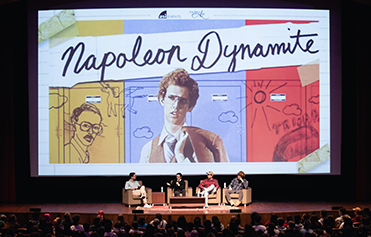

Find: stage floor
[1,201,370,214]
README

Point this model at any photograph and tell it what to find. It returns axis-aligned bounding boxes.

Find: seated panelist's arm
[125,181,139,190]
[242,179,249,189]
[198,180,206,189]
[179,179,185,190]
[167,180,174,188]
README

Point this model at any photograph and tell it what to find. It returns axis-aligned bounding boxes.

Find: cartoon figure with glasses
[64,103,103,163]
[139,68,229,163]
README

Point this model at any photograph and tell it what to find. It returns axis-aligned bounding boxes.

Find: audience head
[138,217,146,226]
[44,213,50,223]
[250,212,259,225]
[339,208,347,216]
[132,221,139,230]
[72,214,80,225]
[254,214,262,224]
[363,207,370,217]
[155,213,163,221]
[177,229,186,237]
[269,214,278,225]
[64,212,71,221]
[294,215,301,224]
[277,217,285,227]
[203,220,212,229]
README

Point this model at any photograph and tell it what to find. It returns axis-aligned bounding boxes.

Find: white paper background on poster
[44,22,321,87]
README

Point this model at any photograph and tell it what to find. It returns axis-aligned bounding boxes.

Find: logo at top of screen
[158,10,181,19]
[189,10,209,19]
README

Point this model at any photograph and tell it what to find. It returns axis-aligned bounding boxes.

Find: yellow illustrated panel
[76,20,124,37]
[49,81,125,164]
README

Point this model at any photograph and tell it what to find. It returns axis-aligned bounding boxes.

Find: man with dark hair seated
[225,171,248,207]
[166,172,186,196]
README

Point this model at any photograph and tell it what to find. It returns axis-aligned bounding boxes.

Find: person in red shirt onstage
[198,171,219,208]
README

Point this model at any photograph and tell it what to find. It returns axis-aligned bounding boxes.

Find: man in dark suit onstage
[167,172,186,196]
[139,68,229,163]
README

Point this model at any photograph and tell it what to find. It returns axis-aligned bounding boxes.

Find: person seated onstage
[225,171,248,207]
[166,172,186,196]
[198,171,219,208]
[124,172,152,208]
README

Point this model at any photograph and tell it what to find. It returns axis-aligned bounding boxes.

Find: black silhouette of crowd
[1,207,371,237]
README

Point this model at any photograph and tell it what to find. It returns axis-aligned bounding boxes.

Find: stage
[1,201,370,227]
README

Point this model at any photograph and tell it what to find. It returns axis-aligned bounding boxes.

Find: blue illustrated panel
[124,20,245,34]
[125,71,247,163]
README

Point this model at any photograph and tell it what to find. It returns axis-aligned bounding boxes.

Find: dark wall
[1,0,370,204]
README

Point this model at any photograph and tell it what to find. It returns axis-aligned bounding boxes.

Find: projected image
[125,70,247,164]
[38,8,330,175]
[138,68,229,163]
[244,68,321,163]
[49,82,125,164]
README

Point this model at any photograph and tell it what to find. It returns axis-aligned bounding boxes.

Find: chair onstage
[222,187,252,207]
[195,181,221,205]
[166,180,193,203]
[122,181,152,207]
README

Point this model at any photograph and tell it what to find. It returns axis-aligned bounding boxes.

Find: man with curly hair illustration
[140,68,229,163]
[64,103,103,163]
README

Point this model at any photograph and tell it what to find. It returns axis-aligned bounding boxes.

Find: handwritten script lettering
[61,29,318,81]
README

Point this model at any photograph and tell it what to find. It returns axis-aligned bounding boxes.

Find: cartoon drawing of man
[100,82,125,118]
[64,103,103,163]
[139,68,229,163]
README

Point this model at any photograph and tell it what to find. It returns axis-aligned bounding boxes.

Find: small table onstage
[169,196,205,208]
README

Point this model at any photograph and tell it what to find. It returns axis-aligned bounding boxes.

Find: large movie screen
[37,8,331,176]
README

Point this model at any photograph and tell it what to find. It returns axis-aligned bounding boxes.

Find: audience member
[131,221,143,235]
[211,216,224,232]
[123,224,132,236]
[283,216,293,228]
[194,217,204,231]
[252,214,267,234]
[138,218,147,229]
[112,222,123,233]
[177,229,186,237]
[319,210,328,226]
[149,213,167,229]
[3,206,371,237]
[62,212,73,236]
[243,223,255,237]
[357,216,371,236]
[335,208,347,227]
[53,217,63,236]
[178,215,188,231]
[276,218,286,232]
[29,212,40,227]
[185,222,195,237]
[203,220,218,237]
[352,207,362,224]
[71,214,84,232]
[300,220,313,235]
[363,207,371,218]
[265,214,278,227]
[0,214,6,228]
[90,217,102,232]
[4,214,20,230]
[39,213,53,235]
[83,223,91,237]
[117,214,128,227]
[266,222,279,237]
[310,215,321,230]
[293,215,303,230]
[98,210,112,228]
